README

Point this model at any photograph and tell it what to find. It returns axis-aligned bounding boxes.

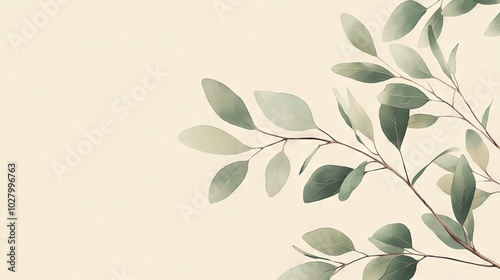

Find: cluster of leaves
[179,0,500,279]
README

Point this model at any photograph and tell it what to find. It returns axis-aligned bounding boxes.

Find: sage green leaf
[408,114,439,128]
[481,101,493,128]
[382,0,427,41]
[332,62,394,83]
[419,8,444,48]
[178,125,253,155]
[341,13,377,56]
[464,211,475,242]
[292,245,331,262]
[448,44,459,76]
[422,213,467,249]
[255,91,317,131]
[380,256,418,280]
[473,0,500,4]
[363,256,395,280]
[428,26,452,80]
[201,78,256,130]
[486,13,500,36]
[437,174,490,210]
[209,161,249,203]
[300,146,320,175]
[303,165,353,203]
[333,89,353,129]
[412,147,458,184]
[369,223,413,254]
[277,262,337,280]
[390,44,432,79]
[437,174,454,195]
[265,151,291,197]
[378,83,429,109]
[303,228,355,256]
[434,154,459,172]
[379,104,409,149]
[451,155,476,224]
[348,90,375,140]
[442,0,477,16]
[466,129,489,171]
[339,161,368,201]
[471,189,491,209]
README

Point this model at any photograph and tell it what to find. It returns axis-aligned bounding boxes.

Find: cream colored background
[1,0,500,279]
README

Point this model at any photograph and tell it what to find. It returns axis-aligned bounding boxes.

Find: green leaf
[486,13,500,37]
[408,114,439,128]
[379,104,409,149]
[333,89,353,129]
[303,165,353,203]
[412,147,458,184]
[178,125,253,155]
[437,174,491,210]
[434,154,459,172]
[382,0,427,41]
[380,256,418,280]
[363,256,395,280]
[332,62,394,83]
[278,262,337,280]
[341,13,377,56]
[369,223,413,254]
[292,246,332,262]
[419,8,444,48]
[437,174,454,195]
[255,91,317,131]
[422,213,467,249]
[209,161,249,203]
[201,78,256,130]
[303,228,355,256]
[299,146,320,175]
[473,0,500,4]
[442,0,477,16]
[378,83,429,109]
[339,161,368,201]
[481,101,493,128]
[428,26,452,80]
[448,44,459,76]
[390,44,432,78]
[466,129,489,171]
[451,156,476,224]
[472,189,491,209]
[348,90,375,141]
[464,211,475,243]
[265,151,291,197]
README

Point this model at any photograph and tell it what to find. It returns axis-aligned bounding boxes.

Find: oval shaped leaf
[380,256,418,280]
[265,150,291,197]
[466,129,489,172]
[255,91,317,131]
[303,228,355,256]
[303,165,353,203]
[422,213,467,249]
[408,114,439,128]
[348,90,375,141]
[201,78,256,130]
[370,223,413,254]
[363,256,395,280]
[486,13,500,37]
[464,212,475,243]
[472,189,491,209]
[333,89,353,129]
[178,125,253,155]
[332,62,394,83]
[382,0,427,41]
[209,161,249,203]
[419,8,444,48]
[428,26,452,80]
[442,0,477,17]
[451,155,476,224]
[448,44,459,76]
[339,161,368,201]
[341,13,377,56]
[390,44,432,78]
[481,101,493,128]
[378,83,429,109]
[292,246,332,262]
[379,104,409,149]
[300,146,320,175]
[278,261,337,280]
[412,147,458,184]
[437,174,490,210]
[434,154,459,172]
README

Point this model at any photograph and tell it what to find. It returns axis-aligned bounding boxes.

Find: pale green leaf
[369,223,413,254]
[412,147,458,184]
[379,104,409,149]
[422,213,467,249]
[390,44,432,78]
[486,13,500,37]
[339,161,368,201]
[408,114,439,129]
[265,151,291,197]
[442,0,477,16]
[437,174,454,195]
[437,174,491,210]
[303,228,355,256]
[278,262,337,280]
[434,154,460,172]
[341,13,377,56]
[255,91,317,131]
[178,125,253,155]
[332,62,394,83]
[299,146,320,175]
[473,0,500,4]
[303,165,353,203]
[464,212,475,243]
[363,256,395,280]
[202,78,256,130]
[292,246,332,262]
[466,129,489,171]
[209,161,249,203]
[348,90,375,141]
[378,83,429,109]
[383,0,427,41]
[333,89,353,129]
[448,44,459,76]
[428,26,452,80]
[481,101,493,128]
[451,156,476,224]
[419,8,444,48]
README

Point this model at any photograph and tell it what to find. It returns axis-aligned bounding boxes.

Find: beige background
[1,0,500,279]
